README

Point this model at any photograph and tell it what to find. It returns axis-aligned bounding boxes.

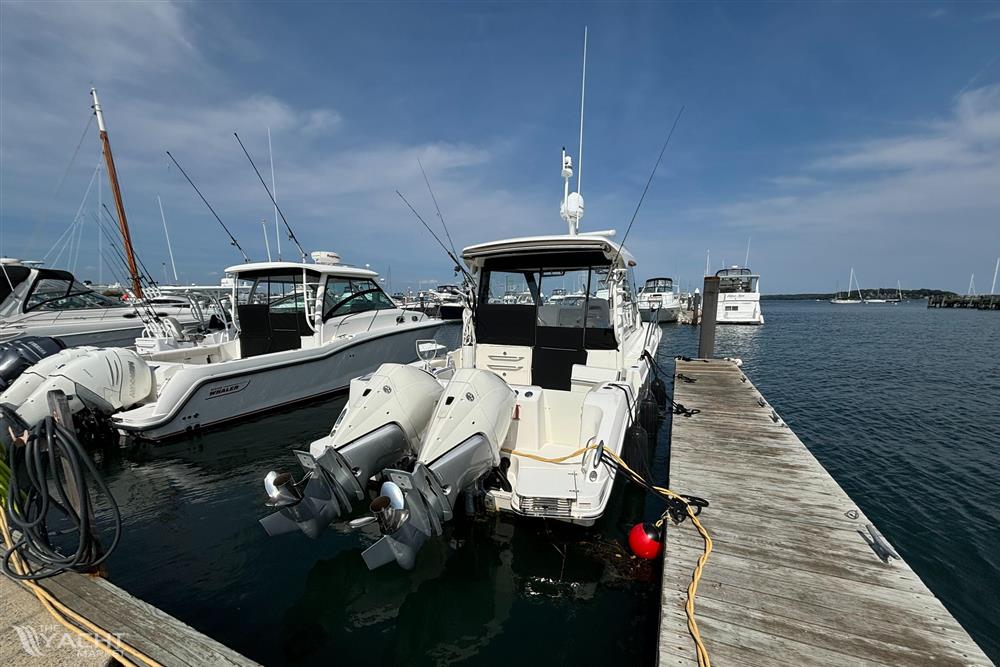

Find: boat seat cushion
[531,347,587,391]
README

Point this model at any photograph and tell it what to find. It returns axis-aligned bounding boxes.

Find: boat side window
[251,274,304,311]
[323,277,395,319]
[25,278,123,312]
[586,268,611,329]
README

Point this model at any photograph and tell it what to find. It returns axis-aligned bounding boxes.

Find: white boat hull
[716,294,764,325]
[113,321,440,441]
[0,310,199,348]
[639,304,679,323]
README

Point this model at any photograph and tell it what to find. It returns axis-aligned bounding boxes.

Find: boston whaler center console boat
[259,149,665,571]
[0,253,440,442]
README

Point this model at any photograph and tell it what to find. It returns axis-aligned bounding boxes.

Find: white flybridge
[637,277,681,323]
[0,254,441,442]
[716,266,764,324]
[259,140,665,570]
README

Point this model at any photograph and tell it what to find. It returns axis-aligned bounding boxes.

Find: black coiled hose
[2,415,121,580]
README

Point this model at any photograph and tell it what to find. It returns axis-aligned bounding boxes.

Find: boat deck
[658,358,993,666]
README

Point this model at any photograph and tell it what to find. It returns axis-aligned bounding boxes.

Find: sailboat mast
[91,88,144,298]
[991,257,999,296]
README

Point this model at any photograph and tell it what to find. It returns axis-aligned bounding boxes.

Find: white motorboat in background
[0,259,200,348]
[0,254,441,442]
[260,146,666,571]
[637,277,680,323]
[716,266,764,324]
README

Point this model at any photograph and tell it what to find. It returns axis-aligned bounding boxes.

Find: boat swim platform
[0,569,259,667]
[658,358,993,667]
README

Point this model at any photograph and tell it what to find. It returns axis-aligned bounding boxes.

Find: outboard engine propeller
[258,363,445,538]
[361,432,500,571]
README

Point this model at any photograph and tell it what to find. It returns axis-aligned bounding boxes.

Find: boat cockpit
[1,265,126,318]
[229,262,399,359]
[472,249,624,391]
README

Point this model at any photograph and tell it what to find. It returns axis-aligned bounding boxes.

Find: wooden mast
[90,88,143,299]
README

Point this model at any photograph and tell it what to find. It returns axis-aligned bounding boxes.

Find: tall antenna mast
[91,88,144,298]
[157,195,178,283]
[577,25,587,195]
[744,236,751,267]
[268,127,281,260]
[262,219,272,262]
[706,250,710,276]
[559,28,589,236]
[991,257,999,295]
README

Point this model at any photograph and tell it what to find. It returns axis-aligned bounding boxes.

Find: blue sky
[1,1,999,294]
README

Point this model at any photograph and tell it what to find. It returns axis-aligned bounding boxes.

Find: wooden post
[698,276,719,359]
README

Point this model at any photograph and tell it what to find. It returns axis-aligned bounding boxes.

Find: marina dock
[927,294,999,309]
[658,358,993,666]
[0,568,258,666]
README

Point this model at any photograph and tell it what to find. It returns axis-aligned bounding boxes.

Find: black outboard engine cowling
[0,336,66,391]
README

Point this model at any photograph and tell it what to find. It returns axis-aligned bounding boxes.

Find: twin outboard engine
[0,346,153,445]
[0,336,65,391]
[260,363,516,570]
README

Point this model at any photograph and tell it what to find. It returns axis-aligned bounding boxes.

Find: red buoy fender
[628,522,663,559]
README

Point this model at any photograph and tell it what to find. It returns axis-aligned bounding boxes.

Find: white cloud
[0,1,544,285]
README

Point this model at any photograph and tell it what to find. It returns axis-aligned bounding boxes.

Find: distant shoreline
[761,289,956,301]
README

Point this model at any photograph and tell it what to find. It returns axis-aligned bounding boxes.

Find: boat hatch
[475,251,616,391]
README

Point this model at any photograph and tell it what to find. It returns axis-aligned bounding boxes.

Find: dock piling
[697,277,719,358]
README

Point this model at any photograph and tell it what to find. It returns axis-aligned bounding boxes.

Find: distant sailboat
[830,267,864,304]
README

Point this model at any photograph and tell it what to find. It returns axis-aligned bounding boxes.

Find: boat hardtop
[259,147,665,572]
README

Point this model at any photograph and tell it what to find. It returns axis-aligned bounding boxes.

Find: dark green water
[96,300,999,664]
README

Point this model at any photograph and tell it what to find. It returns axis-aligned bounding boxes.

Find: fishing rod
[90,212,161,321]
[417,158,461,263]
[165,150,251,263]
[415,159,476,306]
[395,190,475,290]
[611,105,685,269]
[233,132,307,261]
[102,203,159,288]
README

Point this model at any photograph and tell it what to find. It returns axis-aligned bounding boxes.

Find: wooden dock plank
[658,359,993,667]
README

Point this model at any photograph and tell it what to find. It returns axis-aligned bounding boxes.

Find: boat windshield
[23,276,124,313]
[476,254,616,350]
[644,278,673,292]
[323,276,396,319]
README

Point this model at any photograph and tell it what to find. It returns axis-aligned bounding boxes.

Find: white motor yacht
[0,255,441,442]
[259,149,665,571]
[0,259,200,348]
[715,266,764,325]
[637,277,680,323]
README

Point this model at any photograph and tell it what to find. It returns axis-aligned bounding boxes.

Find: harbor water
[96,300,999,664]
